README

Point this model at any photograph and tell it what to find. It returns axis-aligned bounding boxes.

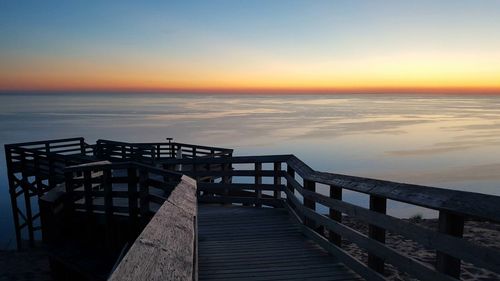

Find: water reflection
[1,93,500,248]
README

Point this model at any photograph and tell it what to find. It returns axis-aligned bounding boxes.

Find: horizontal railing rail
[63,161,183,218]
[108,176,198,281]
[164,154,500,280]
[285,156,500,280]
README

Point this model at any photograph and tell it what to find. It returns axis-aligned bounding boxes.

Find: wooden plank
[293,197,458,281]
[274,162,281,199]
[198,205,361,281]
[285,173,500,274]
[330,185,342,246]
[108,177,197,281]
[436,211,464,279]
[286,155,500,223]
[303,179,316,228]
[368,195,387,273]
[255,162,262,207]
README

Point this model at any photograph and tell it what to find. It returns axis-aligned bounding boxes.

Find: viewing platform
[4,137,500,281]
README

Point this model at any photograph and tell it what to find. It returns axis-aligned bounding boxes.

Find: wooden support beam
[329,185,342,246]
[274,162,282,200]
[127,167,139,236]
[368,195,387,274]
[303,179,316,228]
[255,162,262,208]
[436,211,464,278]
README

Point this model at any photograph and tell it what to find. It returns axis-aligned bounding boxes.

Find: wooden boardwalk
[198,205,362,281]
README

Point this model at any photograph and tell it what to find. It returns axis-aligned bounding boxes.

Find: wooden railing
[95,139,233,162]
[162,154,500,281]
[5,137,232,250]
[160,155,290,207]
[108,176,198,281]
[4,137,94,248]
[94,140,157,163]
[39,161,195,280]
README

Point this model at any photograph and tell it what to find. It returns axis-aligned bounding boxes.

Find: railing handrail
[161,153,500,222]
[5,137,85,147]
[108,175,198,281]
[65,160,183,179]
[286,155,500,223]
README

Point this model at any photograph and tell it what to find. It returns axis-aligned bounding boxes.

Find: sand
[337,216,500,281]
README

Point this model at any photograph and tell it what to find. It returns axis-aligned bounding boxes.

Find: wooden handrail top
[5,137,84,147]
[108,175,198,281]
[160,154,292,165]
[6,145,86,161]
[287,155,500,223]
[65,160,183,179]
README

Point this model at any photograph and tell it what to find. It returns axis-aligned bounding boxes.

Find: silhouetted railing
[161,154,500,280]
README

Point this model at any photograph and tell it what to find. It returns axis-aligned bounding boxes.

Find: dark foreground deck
[198,206,361,281]
[6,138,500,281]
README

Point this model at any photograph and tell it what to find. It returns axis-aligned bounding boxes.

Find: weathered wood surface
[198,205,362,281]
[286,155,500,223]
[108,176,197,281]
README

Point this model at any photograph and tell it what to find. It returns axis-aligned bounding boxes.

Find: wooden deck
[198,205,362,281]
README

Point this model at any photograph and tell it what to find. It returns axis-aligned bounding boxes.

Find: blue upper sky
[1,0,500,92]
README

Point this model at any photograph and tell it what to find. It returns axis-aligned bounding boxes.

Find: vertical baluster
[128,167,139,236]
[80,138,85,154]
[20,150,35,247]
[273,162,281,201]
[329,185,342,246]
[64,171,75,221]
[222,163,230,206]
[83,170,93,241]
[103,168,113,250]
[436,211,464,278]
[138,168,149,220]
[6,147,22,249]
[368,195,387,274]
[83,170,93,216]
[285,166,295,210]
[255,162,262,207]
[303,179,316,228]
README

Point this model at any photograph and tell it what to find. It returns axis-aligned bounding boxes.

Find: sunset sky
[1,0,500,93]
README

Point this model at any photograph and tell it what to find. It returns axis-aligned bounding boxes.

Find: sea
[1,92,500,249]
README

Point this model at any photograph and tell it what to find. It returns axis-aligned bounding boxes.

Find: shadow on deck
[198,205,361,281]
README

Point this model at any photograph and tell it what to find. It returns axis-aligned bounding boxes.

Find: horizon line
[2,86,500,95]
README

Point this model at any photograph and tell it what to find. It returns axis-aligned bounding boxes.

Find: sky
[1,0,500,93]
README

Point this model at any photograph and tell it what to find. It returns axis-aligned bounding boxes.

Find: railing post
[368,195,387,274]
[303,179,316,228]
[273,162,282,200]
[138,168,149,220]
[20,150,35,247]
[5,146,23,249]
[222,163,230,206]
[64,171,75,222]
[103,168,114,250]
[436,211,464,278]
[329,185,342,247]
[255,162,262,207]
[80,138,86,154]
[127,167,139,236]
[286,166,295,208]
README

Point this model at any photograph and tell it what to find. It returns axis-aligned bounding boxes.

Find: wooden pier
[4,137,500,281]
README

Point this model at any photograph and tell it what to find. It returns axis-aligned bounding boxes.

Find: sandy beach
[339,217,500,281]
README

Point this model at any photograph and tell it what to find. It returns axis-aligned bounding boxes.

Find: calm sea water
[1,93,500,248]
